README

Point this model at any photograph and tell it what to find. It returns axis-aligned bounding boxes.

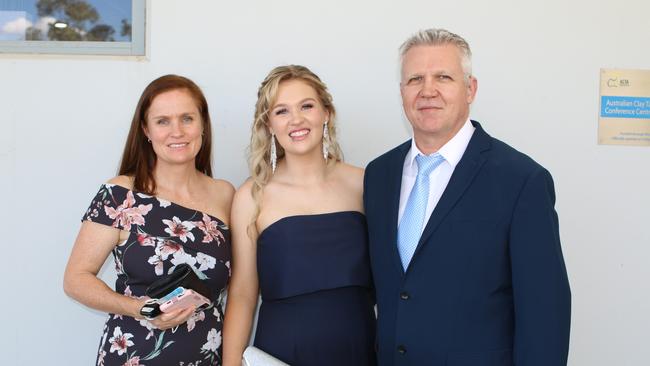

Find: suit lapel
[409,121,492,266]
[384,141,411,276]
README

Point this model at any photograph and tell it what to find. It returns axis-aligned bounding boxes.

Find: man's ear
[466,76,478,104]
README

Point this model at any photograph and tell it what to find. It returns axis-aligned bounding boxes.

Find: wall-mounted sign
[599,69,650,146]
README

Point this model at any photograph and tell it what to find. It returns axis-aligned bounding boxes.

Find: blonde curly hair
[247,65,343,236]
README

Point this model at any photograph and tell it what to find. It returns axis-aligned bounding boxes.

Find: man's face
[400,44,477,149]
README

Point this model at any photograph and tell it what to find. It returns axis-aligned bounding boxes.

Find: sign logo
[607,78,630,87]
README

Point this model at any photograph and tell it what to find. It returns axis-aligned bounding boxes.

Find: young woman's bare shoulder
[334,162,364,185]
[230,178,257,222]
[233,178,254,203]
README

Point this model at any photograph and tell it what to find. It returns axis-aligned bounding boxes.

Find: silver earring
[270,133,277,173]
[322,120,329,161]
[147,138,151,143]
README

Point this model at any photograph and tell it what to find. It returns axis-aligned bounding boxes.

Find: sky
[0,0,132,41]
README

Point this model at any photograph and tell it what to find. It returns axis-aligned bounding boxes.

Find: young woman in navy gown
[223,65,376,366]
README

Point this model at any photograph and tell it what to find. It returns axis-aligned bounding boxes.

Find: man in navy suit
[364,28,571,366]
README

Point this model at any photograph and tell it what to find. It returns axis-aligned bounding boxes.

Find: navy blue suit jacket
[363,121,571,366]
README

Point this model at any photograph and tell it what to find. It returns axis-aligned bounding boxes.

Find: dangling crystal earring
[322,120,329,161]
[270,133,277,173]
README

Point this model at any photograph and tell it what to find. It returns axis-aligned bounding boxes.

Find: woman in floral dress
[64,75,234,366]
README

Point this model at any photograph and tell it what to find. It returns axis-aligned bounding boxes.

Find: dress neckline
[103,183,228,228]
[258,210,364,239]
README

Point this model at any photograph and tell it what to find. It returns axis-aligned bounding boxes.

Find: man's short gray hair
[399,28,473,82]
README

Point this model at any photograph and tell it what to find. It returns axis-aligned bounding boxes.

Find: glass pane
[0,0,132,42]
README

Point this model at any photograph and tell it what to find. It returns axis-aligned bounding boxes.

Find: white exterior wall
[1,1,648,364]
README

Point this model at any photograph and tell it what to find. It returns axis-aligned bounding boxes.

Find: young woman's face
[268,79,329,158]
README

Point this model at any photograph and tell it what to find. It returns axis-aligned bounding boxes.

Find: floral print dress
[83,184,230,366]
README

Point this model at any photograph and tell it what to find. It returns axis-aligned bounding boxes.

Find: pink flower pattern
[137,234,156,247]
[122,356,141,366]
[104,191,153,231]
[157,239,183,260]
[109,327,134,356]
[186,310,206,332]
[84,184,229,365]
[194,213,226,244]
[163,216,196,243]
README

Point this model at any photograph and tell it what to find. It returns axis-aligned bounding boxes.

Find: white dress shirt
[398,119,475,232]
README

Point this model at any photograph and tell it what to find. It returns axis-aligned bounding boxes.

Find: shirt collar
[405,119,475,171]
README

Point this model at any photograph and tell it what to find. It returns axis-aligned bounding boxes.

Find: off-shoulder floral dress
[82,184,230,366]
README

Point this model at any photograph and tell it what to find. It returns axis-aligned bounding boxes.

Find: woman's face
[268,79,329,159]
[143,88,203,168]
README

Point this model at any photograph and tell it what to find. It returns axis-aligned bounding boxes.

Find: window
[0,0,145,56]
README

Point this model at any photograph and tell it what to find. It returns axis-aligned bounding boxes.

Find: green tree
[120,18,131,38]
[33,0,116,41]
[86,24,115,41]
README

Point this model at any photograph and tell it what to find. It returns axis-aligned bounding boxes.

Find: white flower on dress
[157,198,171,208]
[186,310,206,332]
[196,252,216,272]
[123,286,133,297]
[97,325,108,366]
[114,255,125,276]
[97,349,106,366]
[147,253,164,276]
[156,239,183,260]
[108,326,134,356]
[163,216,196,243]
[201,328,221,353]
[169,251,197,274]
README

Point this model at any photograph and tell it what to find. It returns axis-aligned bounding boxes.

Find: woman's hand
[146,305,196,331]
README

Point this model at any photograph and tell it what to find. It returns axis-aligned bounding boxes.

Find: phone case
[159,289,211,313]
[158,286,185,303]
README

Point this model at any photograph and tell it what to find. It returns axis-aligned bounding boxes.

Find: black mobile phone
[139,299,162,319]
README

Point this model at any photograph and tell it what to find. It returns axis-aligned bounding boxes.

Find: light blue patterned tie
[398,153,445,270]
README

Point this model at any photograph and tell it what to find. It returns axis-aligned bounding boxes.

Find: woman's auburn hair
[118,74,213,194]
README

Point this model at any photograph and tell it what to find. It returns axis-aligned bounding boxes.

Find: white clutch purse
[242,346,289,366]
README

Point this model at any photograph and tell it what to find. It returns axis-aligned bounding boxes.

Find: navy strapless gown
[254,211,377,366]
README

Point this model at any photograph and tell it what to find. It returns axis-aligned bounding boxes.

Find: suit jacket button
[400,291,410,300]
[397,345,407,354]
